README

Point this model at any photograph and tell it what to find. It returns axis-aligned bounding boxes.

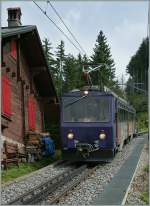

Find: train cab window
[63,96,111,123]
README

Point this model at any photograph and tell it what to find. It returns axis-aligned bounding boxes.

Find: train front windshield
[62,96,111,122]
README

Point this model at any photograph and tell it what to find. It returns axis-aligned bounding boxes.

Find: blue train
[60,86,136,161]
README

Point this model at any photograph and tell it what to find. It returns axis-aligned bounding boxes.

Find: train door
[118,107,125,151]
[116,101,121,147]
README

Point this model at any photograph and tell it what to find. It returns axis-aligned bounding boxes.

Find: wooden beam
[21,81,26,144]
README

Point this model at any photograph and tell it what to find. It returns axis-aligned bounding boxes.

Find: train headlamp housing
[99,131,106,140]
[67,132,74,139]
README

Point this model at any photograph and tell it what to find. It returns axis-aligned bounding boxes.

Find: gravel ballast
[1,163,70,204]
[1,138,145,205]
[58,138,145,205]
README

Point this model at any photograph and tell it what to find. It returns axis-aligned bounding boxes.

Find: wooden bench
[2,141,19,169]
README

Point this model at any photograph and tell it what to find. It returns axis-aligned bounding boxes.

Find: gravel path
[1,163,70,204]
[125,141,149,205]
[58,138,144,205]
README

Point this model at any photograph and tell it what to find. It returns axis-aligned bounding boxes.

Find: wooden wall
[2,38,43,146]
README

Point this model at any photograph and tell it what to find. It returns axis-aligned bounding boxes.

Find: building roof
[2,25,58,101]
[7,7,21,11]
[2,25,36,38]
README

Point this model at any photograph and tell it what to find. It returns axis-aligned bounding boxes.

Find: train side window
[124,110,127,121]
[123,111,125,122]
[121,109,124,122]
[121,110,123,122]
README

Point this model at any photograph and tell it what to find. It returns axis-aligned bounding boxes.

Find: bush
[136,112,148,132]
[141,192,149,204]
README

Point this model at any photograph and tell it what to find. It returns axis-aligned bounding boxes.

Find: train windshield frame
[62,96,112,123]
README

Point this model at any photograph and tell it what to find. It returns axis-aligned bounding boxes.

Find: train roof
[62,86,136,113]
[103,86,135,113]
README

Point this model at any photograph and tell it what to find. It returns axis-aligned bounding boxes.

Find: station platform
[92,135,147,205]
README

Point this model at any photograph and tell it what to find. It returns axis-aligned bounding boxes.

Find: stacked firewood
[25,132,42,162]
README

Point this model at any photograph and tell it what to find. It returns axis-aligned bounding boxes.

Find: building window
[10,40,17,59]
[28,96,35,130]
[2,75,11,117]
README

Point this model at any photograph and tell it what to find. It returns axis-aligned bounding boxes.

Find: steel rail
[46,165,99,205]
[7,164,87,205]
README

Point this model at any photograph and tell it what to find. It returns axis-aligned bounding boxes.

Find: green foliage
[42,37,56,77]
[63,54,78,92]
[42,31,123,96]
[125,38,148,132]
[144,165,149,173]
[1,150,61,183]
[136,112,148,132]
[141,192,149,204]
[127,94,148,113]
[63,53,88,92]
[90,30,116,87]
[126,94,148,132]
[126,37,148,95]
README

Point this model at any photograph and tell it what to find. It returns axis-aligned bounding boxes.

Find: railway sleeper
[7,165,87,205]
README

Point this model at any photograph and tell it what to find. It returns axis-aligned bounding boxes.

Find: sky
[1,1,149,82]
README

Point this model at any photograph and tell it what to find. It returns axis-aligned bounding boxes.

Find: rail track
[4,134,146,205]
[6,163,93,205]
[45,164,99,205]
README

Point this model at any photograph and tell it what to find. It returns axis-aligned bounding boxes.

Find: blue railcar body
[60,88,136,161]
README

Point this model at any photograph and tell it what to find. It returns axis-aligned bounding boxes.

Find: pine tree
[42,38,56,80]
[76,53,89,88]
[63,54,78,92]
[91,30,115,87]
[55,40,66,95]
[125,37,148,115]
[126,37,149,94]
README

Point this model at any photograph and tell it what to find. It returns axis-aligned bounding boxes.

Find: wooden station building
[1,7,59,152]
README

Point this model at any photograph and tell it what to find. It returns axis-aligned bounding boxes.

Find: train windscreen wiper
[64,95,88,108]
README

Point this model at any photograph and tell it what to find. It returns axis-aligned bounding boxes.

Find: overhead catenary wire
[33,0,84,55]
[48,0,87,55]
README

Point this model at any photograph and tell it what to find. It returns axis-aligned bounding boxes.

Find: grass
[141,192,149,204]
[1,150,61,184]
[140,164,149,204]
[136,112,148,132]
[144,165,149,173]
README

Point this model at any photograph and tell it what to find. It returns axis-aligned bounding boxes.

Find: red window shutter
[2,76,11,117]
[28,96,35,130]
[10,40,17,59]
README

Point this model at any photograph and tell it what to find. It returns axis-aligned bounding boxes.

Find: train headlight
[99,131,106,140]
[67,132,74,139]
[83,90,89,95]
